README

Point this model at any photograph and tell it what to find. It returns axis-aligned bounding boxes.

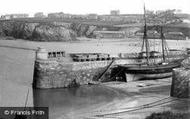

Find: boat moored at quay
[118,5,188,81]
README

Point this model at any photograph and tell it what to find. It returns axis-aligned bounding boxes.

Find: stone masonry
[33,60,113,88]
[171,67,190,98]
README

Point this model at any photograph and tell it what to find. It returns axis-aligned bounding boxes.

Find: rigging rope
[24,88,30,110]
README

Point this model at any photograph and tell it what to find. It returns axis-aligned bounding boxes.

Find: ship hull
[119,61,182,81]
[125,72,172,81]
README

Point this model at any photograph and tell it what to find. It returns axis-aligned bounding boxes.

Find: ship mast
[160,26,166,62]
[141,3,150,65]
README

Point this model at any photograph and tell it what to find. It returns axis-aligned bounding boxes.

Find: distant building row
[0,10,141,23]
[1,14,29,20]
[46,12,141,23]
[0,12,47,20]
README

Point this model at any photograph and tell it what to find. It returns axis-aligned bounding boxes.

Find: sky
[0,0,189,16]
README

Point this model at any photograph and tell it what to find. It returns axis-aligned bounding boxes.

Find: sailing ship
[118,5,186,81]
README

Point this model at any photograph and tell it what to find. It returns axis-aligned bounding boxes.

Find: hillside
[0,16,190,41]
[0,21,104,41]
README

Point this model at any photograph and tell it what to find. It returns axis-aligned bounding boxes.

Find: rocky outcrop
[0,21,103,41]
[32,23,77,41]
[0,22,14,36]
[181,57,190,69]
[171,67,190,98]
[23,23,39,39]
[171,57,190,98]
[0,21,77,41]
[70,23,98,38]
[0,22,36,39]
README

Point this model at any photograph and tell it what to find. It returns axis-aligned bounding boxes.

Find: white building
[34,12,46,18]
[110,10,120,15]
[1,14,29,19]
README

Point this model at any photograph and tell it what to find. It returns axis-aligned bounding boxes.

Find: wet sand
[0,38,190,119]
[0,38,189,54]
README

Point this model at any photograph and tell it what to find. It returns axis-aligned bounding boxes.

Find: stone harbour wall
[33,60,114,88]
[170,67,190,98]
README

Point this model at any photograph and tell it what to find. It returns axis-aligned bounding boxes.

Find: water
[33,85,131,119]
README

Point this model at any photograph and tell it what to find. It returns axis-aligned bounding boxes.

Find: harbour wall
[33,60,113,88]
[33,48,187,89]
[33,48,129,89]
[171,57,190,98]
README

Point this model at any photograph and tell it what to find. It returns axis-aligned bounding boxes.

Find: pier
[33,48,126,88]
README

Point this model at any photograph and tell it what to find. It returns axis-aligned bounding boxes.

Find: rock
[0,21,77,41]
[86,25,97,37]
[23,23,39,39]
[0,22,14,36]
[181,57,190,69]
[70,23,98,38]
[0,23,5,36]
[32,23,77,41]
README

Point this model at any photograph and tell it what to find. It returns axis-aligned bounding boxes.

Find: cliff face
[70,23,98,38]
[0,21,103,41]
[32,23,77,41]
[0,21,77,41]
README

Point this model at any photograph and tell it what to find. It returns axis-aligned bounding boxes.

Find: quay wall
[33,59,125,89]
[33,48,187,89]
[33,47,135,89]
[171,57,190,98]
[171,67,190,98]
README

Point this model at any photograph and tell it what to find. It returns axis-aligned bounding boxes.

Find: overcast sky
[0,0,189,16]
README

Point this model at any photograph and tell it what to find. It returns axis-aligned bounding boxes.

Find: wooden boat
[119,60,183,81]
[119,5,186,81]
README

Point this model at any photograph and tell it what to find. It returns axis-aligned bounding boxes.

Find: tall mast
[160,26,166,62]
[142,3,150,65]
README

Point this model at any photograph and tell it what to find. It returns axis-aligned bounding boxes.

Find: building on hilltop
[110,10,120,15]
[48,12,73,19]
[34,12,46,18]
[86,14,98,20]
[48,12,64,18]
[1,14,29,20]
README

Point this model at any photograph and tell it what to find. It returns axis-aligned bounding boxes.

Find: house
[110,10,120,15]
[87,14,98,20]
[34,12,46,18]
[48,12,63,18]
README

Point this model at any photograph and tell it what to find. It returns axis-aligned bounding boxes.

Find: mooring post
[35,47,48,60]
